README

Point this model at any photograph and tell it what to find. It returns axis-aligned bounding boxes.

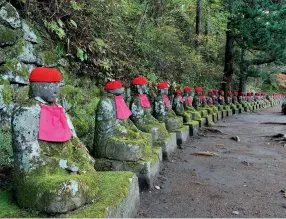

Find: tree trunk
[196,0,202,35]
[222,20,234,96]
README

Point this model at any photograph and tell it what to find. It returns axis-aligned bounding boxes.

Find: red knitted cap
[157,82,169,89]
[195,87,203,92]
[234,91,238,95]
[239,92,244,95]
[29,67,62,82]
[184,86,193,92]
[174,89,181,95]
[228,91,232,95]
[104,80,123,90]
[219,90,224,94]
[208,90,213,94]
[132,76,148,85]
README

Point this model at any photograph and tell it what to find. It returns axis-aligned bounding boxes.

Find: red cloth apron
[209,97,213,104]
[186,96,192,106]
[178,95,184,103]
[162,94,170,108]
[138,94,151,108]
[115,96,132,119]
[38,104,72,142]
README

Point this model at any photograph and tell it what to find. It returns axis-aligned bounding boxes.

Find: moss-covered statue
[172,89,192,123]
[192,87,202,110]
[182,86,202,121]
[207,90,219,114]
[129,76,169,141]
[94,80,154,161]
[233,91,239,104]
[218,90,225,105]
[153,82,183,132]
[12,68,98,213]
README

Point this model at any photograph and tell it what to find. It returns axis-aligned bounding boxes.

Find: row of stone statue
[3,67,283,214]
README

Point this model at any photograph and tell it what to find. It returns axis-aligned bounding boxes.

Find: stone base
[222,110,227,118]
[176,125,189,146]
[217,111,222,120]
[154,133,177,160]
[244,107,249,112]
[205,114,214,126]
[0,172,140,218]
[186,121,200,137]
[196,118,206,128]
[227,110,232,116]
[200,109,208,117]
[94,147,162,190]
[232,109,239,114]
[212,113,218,123]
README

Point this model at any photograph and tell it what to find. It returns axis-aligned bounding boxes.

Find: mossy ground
[0,172,135,218]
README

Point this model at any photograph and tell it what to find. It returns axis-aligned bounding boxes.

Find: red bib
[138,94,151,108]
[115,96,132,119]
[186,96,192,106]
[163,94,170,108]
[38,104,72,142]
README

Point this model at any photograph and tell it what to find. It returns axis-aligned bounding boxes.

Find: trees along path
[137,106,286,218]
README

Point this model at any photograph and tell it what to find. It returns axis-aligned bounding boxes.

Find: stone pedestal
[186,121,199,137]
[227,110,232,116]
[217,111,222,120]
[222,110,227,118]
[197,117,206,128]
[176,125,189,146]
[232,109,239,114]
[206,114,214,126]
[154,133,177,160]
[212,113,218,123]
[94,147,162,190]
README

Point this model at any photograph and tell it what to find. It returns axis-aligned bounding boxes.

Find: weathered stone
[0,0,6,7]
[22,21,37,43]
[37,50,58,67]
[18,41,37,63]
[0,2,21,28]
[0,24,20,46]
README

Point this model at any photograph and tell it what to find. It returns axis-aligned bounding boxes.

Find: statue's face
[106,88,124,96]
[30,82,60,103]
[159,88,168,95]
[196,92,202,96]
[136,84,148,94]
[184,91,191,96]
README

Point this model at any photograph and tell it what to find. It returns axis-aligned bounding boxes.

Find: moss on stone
[0,25,21,46]
[67,172,135,218]
[1,83,13,105]
[7,39,25,58]
[0,127,12,166]
[38,50,58,66]
[2,59,29,78]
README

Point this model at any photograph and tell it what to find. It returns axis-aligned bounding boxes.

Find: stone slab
[212,113,218,123]
[94,147,162,190]
[187,122,199,137]
[227,110,232,117]
[154,133,177,160]
[206,114,214,126]
[217,111,222,120]
[222,110,227,118]
[176,125,189,146]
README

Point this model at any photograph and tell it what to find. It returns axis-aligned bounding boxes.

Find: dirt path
[137,106,286,218]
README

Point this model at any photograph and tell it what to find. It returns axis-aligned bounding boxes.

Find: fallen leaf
[191,151,219,156]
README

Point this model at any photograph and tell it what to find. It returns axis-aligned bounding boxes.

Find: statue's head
[104,80,124,96]
[29,67,61,103]
[183,86,193,96]
[227,91,232,97]
[132,76,148,94]
[174,89,182,96]
[234,91,238,96]
[212,89,218,96]
[208,90,213,97]
[219,90,224,96]
[195,87,203,96]
[157,82,169,95]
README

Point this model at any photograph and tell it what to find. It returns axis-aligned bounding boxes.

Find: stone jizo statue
[129,76,169,141]
[12,67,97,213]
[94,80,152,161]
[153,82,183,132]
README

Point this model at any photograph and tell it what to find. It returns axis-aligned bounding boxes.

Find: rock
[0,24,20,46]
[0,0,6,7]
[232,211,239,215]
[18,41,37,63]
[0,2,21,28]
[36,50,58,67]
[22,21,37,43]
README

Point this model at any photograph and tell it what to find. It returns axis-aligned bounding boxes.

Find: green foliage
[0,128,12,167]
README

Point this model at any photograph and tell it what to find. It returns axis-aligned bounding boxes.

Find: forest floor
[137,106,286,218]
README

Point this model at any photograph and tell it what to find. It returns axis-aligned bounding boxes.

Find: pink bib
[138,94,151,108]
[199,96,203,103]
[234,96,237,102]
[38,104,72,142]
[209,97,213,104]
[178,95,184,103]
[115,95,132,119]
[186,96,192,106]
[162,94,170,108]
